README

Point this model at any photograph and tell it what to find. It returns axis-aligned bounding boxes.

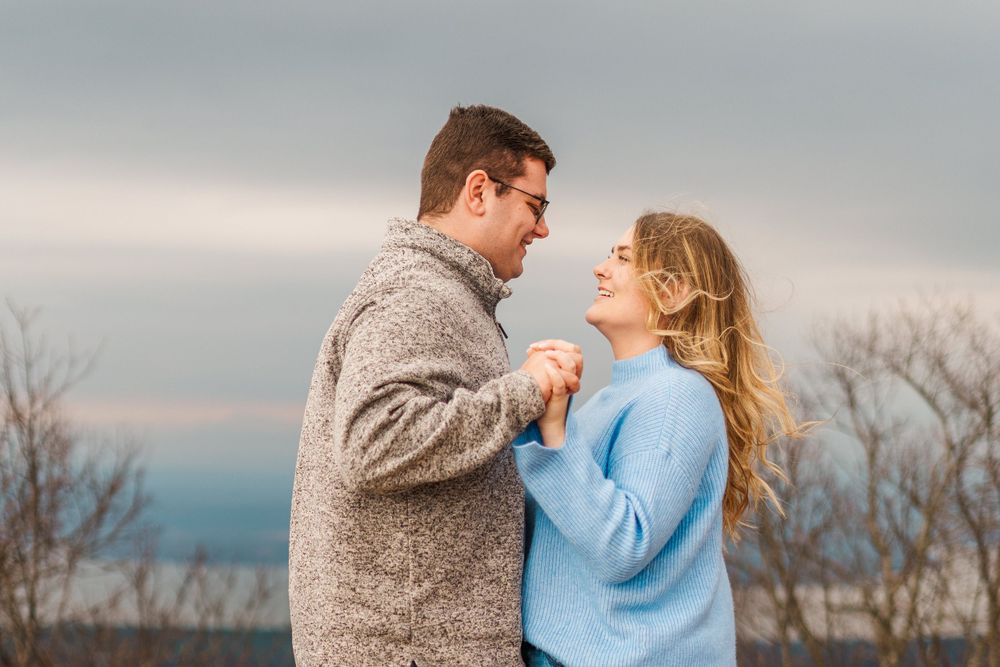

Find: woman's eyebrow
[612,245,632,253]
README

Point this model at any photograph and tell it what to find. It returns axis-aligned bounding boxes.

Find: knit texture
[289,218,546,667]
[514,345,736,667]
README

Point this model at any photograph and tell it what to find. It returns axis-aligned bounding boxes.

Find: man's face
[480,158,549,281]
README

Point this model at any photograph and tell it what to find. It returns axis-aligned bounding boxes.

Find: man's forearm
[334,370,544,494]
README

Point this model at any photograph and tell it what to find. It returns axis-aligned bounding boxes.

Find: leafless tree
[0,304,145,666]
[730,298,999,667]
[62,538,283,667]
[0,304,287,666]
[729,416,847,667]
[869,300,1000,666]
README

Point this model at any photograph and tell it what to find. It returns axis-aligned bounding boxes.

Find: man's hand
[519,347,580,403]
[520,343,582,448]
[527,339,583,381]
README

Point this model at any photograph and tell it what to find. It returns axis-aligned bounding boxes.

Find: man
[289,105,581,666]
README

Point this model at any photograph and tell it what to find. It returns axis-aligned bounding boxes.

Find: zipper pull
[496,320,509,339]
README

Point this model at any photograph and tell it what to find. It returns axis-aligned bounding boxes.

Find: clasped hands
[519,339,582,448]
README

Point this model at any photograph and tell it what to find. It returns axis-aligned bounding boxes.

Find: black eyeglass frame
[486,174,549,223]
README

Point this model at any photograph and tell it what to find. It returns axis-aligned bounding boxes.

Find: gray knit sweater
[289,218,545,666]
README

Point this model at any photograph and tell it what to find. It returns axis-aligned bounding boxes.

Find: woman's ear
[662,279,692,312]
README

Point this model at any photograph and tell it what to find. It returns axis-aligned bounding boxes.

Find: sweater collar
[382,218,512,308]
[610,344,674,385]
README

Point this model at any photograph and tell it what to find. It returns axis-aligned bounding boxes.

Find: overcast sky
[2,0,998,562]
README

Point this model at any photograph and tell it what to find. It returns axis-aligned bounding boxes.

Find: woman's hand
[527,341,582,448]
[527,339,583,381]
[538,359,570,447]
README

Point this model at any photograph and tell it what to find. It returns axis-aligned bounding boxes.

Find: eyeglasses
[487,174,549,223]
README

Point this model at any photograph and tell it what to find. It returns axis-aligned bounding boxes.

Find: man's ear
[462,169,489,218]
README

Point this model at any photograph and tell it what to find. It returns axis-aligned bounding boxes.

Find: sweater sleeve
[333,288,545,495]
[513,381,721,583]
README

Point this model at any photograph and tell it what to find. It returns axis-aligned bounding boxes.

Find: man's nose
[534,216,549,239]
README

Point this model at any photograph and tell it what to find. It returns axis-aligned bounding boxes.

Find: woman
[514,212,801,666]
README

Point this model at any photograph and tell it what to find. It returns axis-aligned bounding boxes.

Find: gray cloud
[3,1,997,269]
[3,1,998,561]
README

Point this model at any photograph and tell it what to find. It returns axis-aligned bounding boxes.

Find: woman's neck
[604,330,663,361]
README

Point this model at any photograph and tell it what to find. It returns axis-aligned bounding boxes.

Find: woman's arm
[514,381,722,583]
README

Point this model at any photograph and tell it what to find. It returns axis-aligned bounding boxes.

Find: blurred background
[2,1,998,665]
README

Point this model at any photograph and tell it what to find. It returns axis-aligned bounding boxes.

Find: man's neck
[420,215,477,255]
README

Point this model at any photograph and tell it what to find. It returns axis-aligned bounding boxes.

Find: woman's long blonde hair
[631,211,801,539]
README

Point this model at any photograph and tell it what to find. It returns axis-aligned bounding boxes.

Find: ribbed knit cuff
[513,411,587,478]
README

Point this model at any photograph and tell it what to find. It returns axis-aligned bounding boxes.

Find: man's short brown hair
[418,105,556,220]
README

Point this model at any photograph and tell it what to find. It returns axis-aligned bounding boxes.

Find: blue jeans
[522,642,565,667]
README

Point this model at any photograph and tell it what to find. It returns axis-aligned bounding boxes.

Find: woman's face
[585,226,652,336]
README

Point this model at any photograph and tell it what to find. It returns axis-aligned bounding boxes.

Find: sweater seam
[589,399,638,459]
[406,494,415,645]
[607,446,698,493]
[606,381,673,467]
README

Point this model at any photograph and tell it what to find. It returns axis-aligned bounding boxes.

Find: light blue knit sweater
[513,344,736,667]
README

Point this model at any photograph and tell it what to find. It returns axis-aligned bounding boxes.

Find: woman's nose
[594,260,610,279]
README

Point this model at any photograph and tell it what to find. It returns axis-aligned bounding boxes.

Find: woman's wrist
[538,419,566,448]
